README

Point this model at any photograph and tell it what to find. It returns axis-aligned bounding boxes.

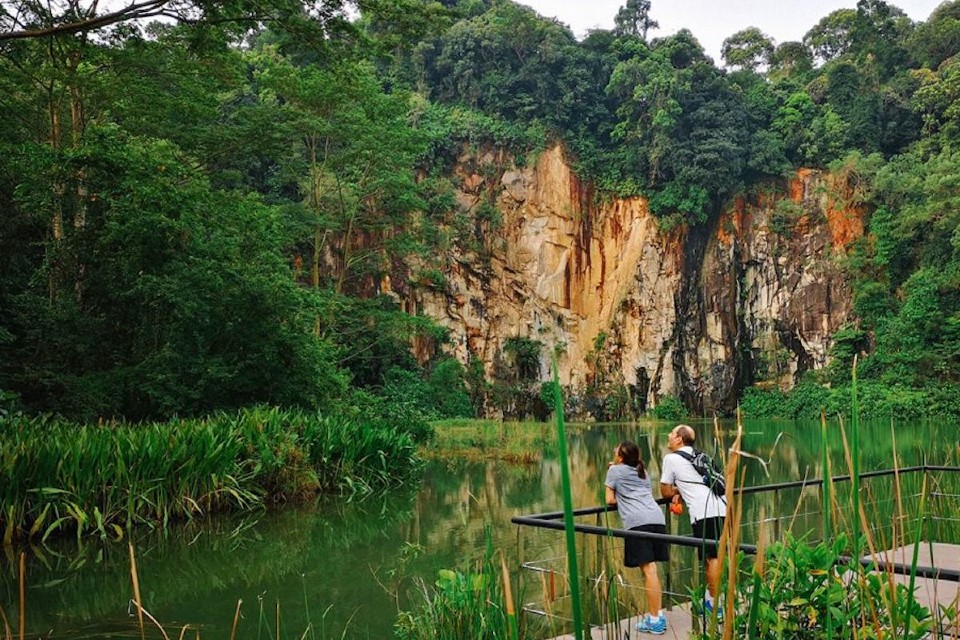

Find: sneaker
[704,599,724,623]
[635,613,667,635]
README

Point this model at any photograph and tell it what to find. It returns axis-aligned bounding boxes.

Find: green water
[1,419,957,638]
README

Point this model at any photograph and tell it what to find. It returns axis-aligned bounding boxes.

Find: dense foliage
[0,406,422,541]
[2,0,960,423]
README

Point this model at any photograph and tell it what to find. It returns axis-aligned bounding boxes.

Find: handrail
[511,464,960,582]
[518,466,960,523]
[511,514,960,582]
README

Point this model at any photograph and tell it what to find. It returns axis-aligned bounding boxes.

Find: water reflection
[0,493,425,638]
[1,419,956,638]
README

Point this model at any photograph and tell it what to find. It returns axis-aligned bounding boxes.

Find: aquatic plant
[394,530,519,640]
[0,406,422,541]
[693,361,949,640]
[425,418,552,464]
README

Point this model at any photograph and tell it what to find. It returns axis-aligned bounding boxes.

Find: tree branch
[0,0,169,41]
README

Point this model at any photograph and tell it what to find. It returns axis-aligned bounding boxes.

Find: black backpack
[674,449,727,497]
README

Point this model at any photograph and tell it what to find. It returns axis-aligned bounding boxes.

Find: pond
[2,418,957,638]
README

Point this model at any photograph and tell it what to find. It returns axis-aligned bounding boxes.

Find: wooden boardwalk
[868,542,959,636]
[546,543,960,640]
[549,603,697,640]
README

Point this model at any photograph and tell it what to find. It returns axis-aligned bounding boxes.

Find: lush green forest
[2,0,960,423]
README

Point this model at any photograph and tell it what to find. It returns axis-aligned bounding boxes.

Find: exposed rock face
[399,146,863,416]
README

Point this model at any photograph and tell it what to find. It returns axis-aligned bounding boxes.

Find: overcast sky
[518,0,945,62]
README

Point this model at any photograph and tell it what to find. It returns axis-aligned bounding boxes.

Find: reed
[702,362,947,640]
[0,407,422,541]
[851,356,862,558]
[820,412,835,640]
[500,553,519,640]
[552,358,584,640]
[17,553,23,640]
[129,542,144,640]
[425,419,552,464]
[395,529,518,640]
[0,604,11,640]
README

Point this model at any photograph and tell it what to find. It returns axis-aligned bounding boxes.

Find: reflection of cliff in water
[412,458,548,557]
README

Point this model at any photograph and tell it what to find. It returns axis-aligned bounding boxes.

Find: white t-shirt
[660,446,727,524]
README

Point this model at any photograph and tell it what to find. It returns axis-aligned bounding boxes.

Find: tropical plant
[0,406,422,541]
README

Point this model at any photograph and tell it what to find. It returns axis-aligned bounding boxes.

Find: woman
[604,440,669,635]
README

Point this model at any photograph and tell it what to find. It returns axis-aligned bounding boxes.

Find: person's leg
[693,517,723,603]
[704,556,720,601]
[640,562,662,615]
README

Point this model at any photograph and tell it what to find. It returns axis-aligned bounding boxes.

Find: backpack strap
[671,450,702,479]
[673,449,727,501]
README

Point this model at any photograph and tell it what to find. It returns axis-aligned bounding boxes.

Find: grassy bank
[425,419,555,463]
[0,406,423,542]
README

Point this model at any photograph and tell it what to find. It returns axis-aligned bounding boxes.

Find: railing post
[664,502,672,599]
[773,488,781,542]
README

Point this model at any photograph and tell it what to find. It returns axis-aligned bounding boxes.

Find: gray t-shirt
[604,464,665,530]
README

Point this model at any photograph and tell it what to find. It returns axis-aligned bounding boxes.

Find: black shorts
[624,524,669,567]
[691,516,725,560]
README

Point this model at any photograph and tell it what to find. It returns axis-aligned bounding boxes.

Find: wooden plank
[548,603,697,640]
[869,543,960,635]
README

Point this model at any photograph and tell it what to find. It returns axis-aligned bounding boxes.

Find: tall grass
[708,363,952,640]
[425,419,553,464]
[0,406,421,541]
[552,359,584,640]
[395,529,519,640]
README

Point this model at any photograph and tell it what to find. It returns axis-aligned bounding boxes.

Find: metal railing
[511,465,960,634]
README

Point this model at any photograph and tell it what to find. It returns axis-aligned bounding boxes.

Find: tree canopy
[3,0,960,420]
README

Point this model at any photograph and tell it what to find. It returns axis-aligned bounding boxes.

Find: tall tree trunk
[312,224,322,336]
[48,79,64,304]
[69,47,87,304]
[307,135,328,336]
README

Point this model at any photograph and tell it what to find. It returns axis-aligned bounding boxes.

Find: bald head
[673,424,696,447]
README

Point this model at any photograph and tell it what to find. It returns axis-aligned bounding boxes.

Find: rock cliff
[396,145,864,417]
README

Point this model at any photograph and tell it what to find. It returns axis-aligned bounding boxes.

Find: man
[660,424,726,616]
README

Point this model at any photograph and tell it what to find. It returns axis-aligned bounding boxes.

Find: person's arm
[605,485,617,506]
[660,453,679,500]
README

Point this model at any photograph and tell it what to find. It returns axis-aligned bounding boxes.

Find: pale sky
[519,0,946,63]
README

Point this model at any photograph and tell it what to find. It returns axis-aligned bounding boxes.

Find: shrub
[769,199,804,236]
[740,386,789,418]
[651,395,685,421]
[721,533,933,640]
[342,387,435,445]
[784,378,832,419]
[427,358,474,419]
[395,531,514,640]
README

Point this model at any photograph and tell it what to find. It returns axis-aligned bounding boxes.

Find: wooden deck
[545,543,960,640]
[548,602,698,640]
[868,542,959,635]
